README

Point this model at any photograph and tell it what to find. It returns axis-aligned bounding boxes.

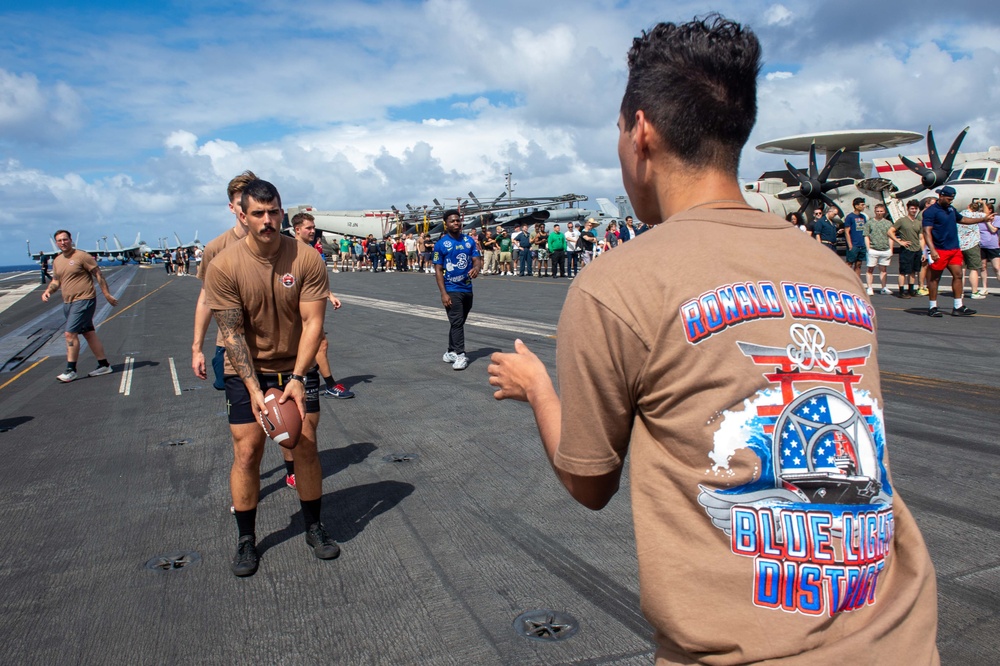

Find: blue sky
[2,0,999,265]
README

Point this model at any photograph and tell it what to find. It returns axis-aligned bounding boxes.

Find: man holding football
[205,179,340,577]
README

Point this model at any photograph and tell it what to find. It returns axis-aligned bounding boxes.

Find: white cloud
[0,69,83,144]
[763,4,793,26]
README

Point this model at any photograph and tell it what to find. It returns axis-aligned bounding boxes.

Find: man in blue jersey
[434,210,482,370]
[922,185,988,317]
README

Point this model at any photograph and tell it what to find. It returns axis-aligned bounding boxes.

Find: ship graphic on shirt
[696,323,893,616]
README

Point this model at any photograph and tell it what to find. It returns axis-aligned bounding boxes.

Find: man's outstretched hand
[488,338,550,402]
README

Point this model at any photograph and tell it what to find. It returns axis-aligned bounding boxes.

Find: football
[259,387,302,449]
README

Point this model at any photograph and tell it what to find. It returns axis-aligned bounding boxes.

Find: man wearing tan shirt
[42,230,118,382]
[205,179,338,577]
[489,15,938,664]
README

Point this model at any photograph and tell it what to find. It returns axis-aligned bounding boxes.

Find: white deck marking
[0,271,35,282]
[119,356,135,396]
[337,294,557,337]
[0,283,39,316]
[168,357,181,396]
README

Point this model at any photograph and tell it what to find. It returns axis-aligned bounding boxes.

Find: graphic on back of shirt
[685,284,893,619]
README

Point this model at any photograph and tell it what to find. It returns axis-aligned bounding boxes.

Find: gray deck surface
[0,260,996,665]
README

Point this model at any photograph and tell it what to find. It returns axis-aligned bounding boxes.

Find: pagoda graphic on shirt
[698,323,892,536]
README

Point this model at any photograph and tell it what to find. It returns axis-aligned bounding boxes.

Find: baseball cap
[936,185,957,197]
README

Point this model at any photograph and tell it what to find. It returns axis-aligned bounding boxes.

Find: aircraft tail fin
[595,197,620,218]
[113,235,124,250]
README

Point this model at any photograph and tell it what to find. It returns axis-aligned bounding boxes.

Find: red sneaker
[286,473,296,489]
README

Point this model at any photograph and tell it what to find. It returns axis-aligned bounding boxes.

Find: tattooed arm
[91,266,118,306]
[213,307,266,419]
[41,277,61,302]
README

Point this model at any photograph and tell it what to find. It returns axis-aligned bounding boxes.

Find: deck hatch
[382,453,419,463]
[159,438,194,447]
[513,610,579,642]
[144,551,201,571]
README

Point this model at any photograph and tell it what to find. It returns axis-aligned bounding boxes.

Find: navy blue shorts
[211,346,226,390]
[225,368,320,425]
[63,299,96,334]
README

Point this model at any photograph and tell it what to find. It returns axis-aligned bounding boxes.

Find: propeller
[776,142,853,215]
[895,125,969,199]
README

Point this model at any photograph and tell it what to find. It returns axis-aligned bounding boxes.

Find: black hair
[443,208,461,221]
[240,179,281,212]
[620,13,761,174]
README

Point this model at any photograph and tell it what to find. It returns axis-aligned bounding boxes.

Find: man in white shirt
[564,223,581,277]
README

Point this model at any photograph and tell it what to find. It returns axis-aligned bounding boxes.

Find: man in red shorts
[922,185,992,317]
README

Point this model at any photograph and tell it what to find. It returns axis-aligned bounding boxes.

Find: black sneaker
[927,307,942,318]
[952,305,977,316]
[305,523,341,560]
[231,535,259,577]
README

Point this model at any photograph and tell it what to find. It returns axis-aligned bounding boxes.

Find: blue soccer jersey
[433,234,480,293]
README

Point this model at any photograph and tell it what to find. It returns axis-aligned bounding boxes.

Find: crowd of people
[320,214,650,279]
[790,191,998,314]
[162,246,200,276]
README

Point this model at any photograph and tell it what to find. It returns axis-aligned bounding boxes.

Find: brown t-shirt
[204,235,328,375]
[198,227,243,347]
[52,249,98,303]
[555,209,938,665]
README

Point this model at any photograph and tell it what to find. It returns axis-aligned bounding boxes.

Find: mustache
[261,225,275,232]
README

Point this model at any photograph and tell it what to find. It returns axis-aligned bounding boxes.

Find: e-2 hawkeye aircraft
[741,126,1000,219]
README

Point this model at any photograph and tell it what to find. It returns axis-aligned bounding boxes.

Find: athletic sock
[234,508,257,539]
[323,375,335,390]
[67,362,77,372]
[284,460,295,476]
[96,359,110,368]
[954,298,963,309]
[301,498,322,527]
[929,300,937,309]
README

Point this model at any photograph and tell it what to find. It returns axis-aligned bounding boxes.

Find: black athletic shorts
[898,248,922,275]
[225,368,320,425]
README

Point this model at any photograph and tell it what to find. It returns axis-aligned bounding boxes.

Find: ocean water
[0,265,39,274]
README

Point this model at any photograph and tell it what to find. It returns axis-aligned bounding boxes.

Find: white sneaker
[970,291,987,299]
[865,288,874,296]
[88,365,113,377]
[879,288,892,295]
[57,370,77,383]
[442,351,458,363]
[452,354,468,371]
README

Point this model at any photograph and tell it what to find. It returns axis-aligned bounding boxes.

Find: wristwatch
[287,373,306,384]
